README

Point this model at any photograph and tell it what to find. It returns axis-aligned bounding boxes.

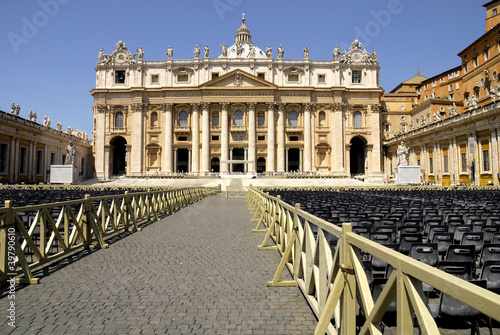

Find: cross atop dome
[236,14,251,44]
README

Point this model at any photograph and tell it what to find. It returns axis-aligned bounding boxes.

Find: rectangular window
[424,84,428,90]
[449,94,454,101]
[484,49,489,61]
[288,74,299,82]
[151,74,159,83]
[443,155,449,173]
[36,150,43,175]
[258,135,266,141]
[417,159,420,166]
[318,74,326,83]
[352,70,362,84]
[448,84,453,92]
[211,135,219,141]
[456,82,460,89]
[0,143,8,174]
[464,63,468,73]
[483,149,490,171]
[461,152,467,172]
[211,72,219,80]
[177,74,189,82]
[417,88,421,94]
[289,135,299,141]
[177,136,188,141]
[494,8,498,15]
[51,152,56,165]
[473,57,478,68]
[62,155,66,165]
[233,134,244,142]
[385,124,390,132]
[432,81,436,87]
[115,70,125,84]
[429,157,434,174]
[20,147,27,175]
[257,73,265,79]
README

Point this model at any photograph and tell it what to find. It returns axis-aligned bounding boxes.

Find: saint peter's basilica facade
[91,17,384,181]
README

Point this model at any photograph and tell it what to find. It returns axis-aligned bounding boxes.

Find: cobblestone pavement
[0,194,317,334]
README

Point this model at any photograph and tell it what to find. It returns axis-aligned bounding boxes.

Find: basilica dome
[218,16,267,59]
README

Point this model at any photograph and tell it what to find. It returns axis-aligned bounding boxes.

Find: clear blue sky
[0,0,487,136]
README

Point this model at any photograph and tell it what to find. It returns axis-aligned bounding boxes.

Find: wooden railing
[225,186,247,198]
[246,186,500,335]
[0,187,218,286]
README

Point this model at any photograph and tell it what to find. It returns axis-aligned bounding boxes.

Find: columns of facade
[173,148,177,172]
[303,103,312,172]
[28,140,34,181]
[299,148,303,172]
[164,103,173,173]
[435,141,442,185]
[94,105,107,179]
[130,103,145,174]
[220,102,230,173]
[421,144,428,183]
[365,145,373,175]
[470,133,479,185]
[266,102,275,172]
[277,103,286,172]
[247,102,256,173]
[244,148,248,172]
[44,144,50,182]
[201,102,210,173]
[345,144,351,176]
[229,148,233,172]
[190,103,200,173]
[491,129,499,186]
[331,102,345,174]
[188,148,192,173]
[285,148,289,172]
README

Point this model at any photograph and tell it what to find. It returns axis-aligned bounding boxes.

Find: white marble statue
[265,45,272,58]
[303,46,309,60]
[56,121,62,131]
[220,43,227,58]
[10,103,15,114]
[166,46,173,60]
[65,141,76,166]
[193,45,200,59]
[204,44,209,58]
[397,142,409,166]
[277,45,284,59]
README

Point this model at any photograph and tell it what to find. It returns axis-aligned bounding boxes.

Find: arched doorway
[211,157,220,173]
[257,157,266,173]
[350,137,366,176]
[110,136,127,175]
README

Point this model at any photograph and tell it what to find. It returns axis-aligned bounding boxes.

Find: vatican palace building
[90,17,384,181]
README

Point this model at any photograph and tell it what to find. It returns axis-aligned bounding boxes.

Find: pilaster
[191,103,200,173]
[303,102,312,172]
[247,102,256,173]
[164,103,173,173]
[266,102,276,172]
[277,103,286,172]
[201,102,211,173]
[221,102,230,173]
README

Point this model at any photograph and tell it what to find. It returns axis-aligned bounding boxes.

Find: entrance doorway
[110,136,127,175]
[231,148,245,172]
[176,149,189,173]
[257,157,266,173]
[211,157,220,173]
[287,148,300,172]
[350,137,365,176]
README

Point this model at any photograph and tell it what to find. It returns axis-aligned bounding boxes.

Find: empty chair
[470,219,486,233]
[453,224,472,244]
[399,233,423,255]
[492,232,500,244]
[371,244,399,272]
[479,244,500,266]
[438,280,488,335]
[371,277,397,318]
[461,232,484,255]
[480,260,500,293]
[363,260,373,288]
[437,260,474,280]
[428,225,448,244]
[482,225,500,243]
[409,243,438,267]
[445,244,476,265]
[353,226,371,239]
[373,226,397,243]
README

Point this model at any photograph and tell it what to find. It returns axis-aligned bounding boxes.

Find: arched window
[234,110,243,126]
[150,112,158,127]
[179,111,188,127]
[257,112,265,127]
[353,111,362,128]
[115,112,124,128]
[318,111,326,127]
[289,111,298,127]
[212,112,219,127]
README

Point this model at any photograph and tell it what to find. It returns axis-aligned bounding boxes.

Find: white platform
[397,166,420,185]
[50,165,74,184]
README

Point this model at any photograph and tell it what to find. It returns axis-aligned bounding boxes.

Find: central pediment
[200,69,277,90]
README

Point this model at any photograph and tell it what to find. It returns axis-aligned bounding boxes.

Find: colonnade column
[331,102,345,174]
[491,129,499,186]
[220,102,230,173]
[173,148,177,172]
[94,105,107,179]
[449,139,456,185]
[277,103,285,172]
[266,102,275,172]
[201,102,210,173]
[303,102,312,172]
[247,102,256,173]
[164,103,173,173]
[190,103,200,173]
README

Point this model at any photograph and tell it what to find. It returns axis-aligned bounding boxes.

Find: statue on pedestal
[137,46,144,61]
[65,141,76,166]
[10,103,15,114]
[220,43,227,58]
[303,46,309,60]
[56,121,62,131]
[277,44,284,59]
[204,44,209,58]
[166,46,173,60]
[15,105,20,116]
[333,45,341,61]
[397,142,409,166]
[193,45,200,59]
[265,45,272,58]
